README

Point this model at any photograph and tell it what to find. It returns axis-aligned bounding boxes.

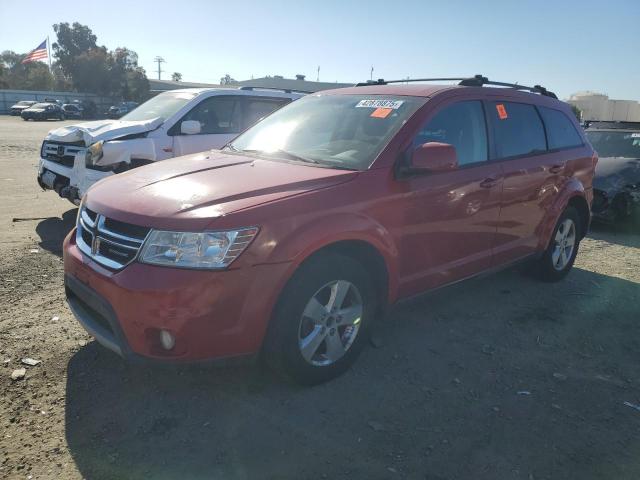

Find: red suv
[63,76,596,384]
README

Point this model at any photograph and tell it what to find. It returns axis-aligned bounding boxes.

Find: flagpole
[47,36,51,72]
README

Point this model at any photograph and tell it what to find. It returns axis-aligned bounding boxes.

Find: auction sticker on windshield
[356,99,404,109]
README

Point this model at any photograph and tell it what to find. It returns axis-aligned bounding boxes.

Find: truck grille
[76,206,151,270]
[41,141,85,168]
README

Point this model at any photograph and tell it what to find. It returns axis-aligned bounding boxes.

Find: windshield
[586,130,640,158]
[228,94,425,170]
[121,91,196,122]
[17,101,33,106]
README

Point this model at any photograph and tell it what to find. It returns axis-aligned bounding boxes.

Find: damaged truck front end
[37,119,162,204]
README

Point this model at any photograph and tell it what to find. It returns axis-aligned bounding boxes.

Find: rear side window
[538,106,583,149]
[244,98,291,129]
[491,102,546,158]
[413,101,488,166]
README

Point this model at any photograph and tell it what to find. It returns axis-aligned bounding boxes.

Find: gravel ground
[1,115,639,480]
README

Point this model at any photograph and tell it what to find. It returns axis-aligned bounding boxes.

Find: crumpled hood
[85,151,357,230]
[593,156,640,193]
[45,117,163,146]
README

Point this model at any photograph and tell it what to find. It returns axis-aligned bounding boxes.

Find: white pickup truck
[37,87,303,204]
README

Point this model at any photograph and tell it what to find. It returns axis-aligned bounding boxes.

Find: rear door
[242,96,292,130]
[395,99,503,295]
[171,95,243,156]
[488,100,563,264]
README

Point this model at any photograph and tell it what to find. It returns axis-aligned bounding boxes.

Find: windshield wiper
[232,148,319,164]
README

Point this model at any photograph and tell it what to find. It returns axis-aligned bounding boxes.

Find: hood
[45,117,163,146]
[11,104,30,109]
[593,156,640,193]
[85,151,358,230]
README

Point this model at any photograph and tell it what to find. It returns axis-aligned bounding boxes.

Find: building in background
[232,75,351,93]
[567,91,640,122]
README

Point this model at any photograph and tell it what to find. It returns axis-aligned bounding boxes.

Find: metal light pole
[154,56,166,80]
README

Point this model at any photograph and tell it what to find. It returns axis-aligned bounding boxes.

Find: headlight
[139,228,259,269]
[85,140,104,166]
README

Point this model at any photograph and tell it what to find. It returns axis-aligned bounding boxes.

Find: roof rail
[355,74,558,99]
[238,86,311,94]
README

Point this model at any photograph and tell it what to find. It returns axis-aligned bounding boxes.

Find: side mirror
[181,120,201,135]
[410,142,458,173]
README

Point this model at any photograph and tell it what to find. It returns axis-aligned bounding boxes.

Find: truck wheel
[264,253,376,385]
[534,206,581,282]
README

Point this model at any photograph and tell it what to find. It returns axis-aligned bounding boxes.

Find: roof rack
[355,74,558,99]
[238,86,311,94]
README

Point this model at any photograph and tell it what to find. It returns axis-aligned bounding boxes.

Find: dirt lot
[0,114,639,480]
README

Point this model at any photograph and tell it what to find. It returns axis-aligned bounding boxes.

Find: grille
[76,207,151,270]
[41,141,85,168]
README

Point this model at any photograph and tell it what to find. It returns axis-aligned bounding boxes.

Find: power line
[153,56,166,80]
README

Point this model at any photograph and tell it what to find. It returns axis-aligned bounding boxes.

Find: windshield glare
[121,92,196,122]
[229,94,425,170]
[586,130,640,158]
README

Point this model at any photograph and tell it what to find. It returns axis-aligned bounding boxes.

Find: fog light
[159,330,175,350]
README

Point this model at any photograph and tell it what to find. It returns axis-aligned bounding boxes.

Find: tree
[52,22,98,79]
[51,22,149,101]
[220,74,236,85]
[0,50,54,90]
[171,72,182,82]
[570,104,582,122]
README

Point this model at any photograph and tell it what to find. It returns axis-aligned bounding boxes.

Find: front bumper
[63,229,291,362]
[38,157,113,199]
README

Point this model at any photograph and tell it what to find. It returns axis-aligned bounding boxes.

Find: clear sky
[1,0,639,100]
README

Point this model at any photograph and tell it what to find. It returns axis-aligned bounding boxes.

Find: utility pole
[317,66,320,82]
[153,56,166,80]
[370,65,374,81]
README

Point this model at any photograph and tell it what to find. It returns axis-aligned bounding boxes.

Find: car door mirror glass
[411,142,458,172]
[181,120,201,135]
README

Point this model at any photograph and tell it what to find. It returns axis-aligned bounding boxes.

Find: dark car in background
[21,102,66,121]
[62,103,83,119]
[585,121,640,223]
[107,101,138,119]
[10,100,37,116]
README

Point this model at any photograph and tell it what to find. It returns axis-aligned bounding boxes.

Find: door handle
[549,164,564,174]
[480,177,499,188]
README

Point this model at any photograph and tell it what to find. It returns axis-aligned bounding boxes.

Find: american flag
[21,39,48,64]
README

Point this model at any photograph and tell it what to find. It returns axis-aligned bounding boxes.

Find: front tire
[264,253,376,385]
[535,206,581,282]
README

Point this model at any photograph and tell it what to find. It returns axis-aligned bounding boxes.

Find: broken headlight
[85,140,104,167]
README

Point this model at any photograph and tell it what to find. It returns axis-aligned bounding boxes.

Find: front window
[586,130,640,158]
[228,94,425,170]
[121,91,196,122]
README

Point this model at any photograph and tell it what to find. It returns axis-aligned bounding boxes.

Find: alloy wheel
[551,218,576,270]
[297,280,363,366]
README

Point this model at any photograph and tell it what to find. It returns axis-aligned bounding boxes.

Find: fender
[98,138,157,167]
[265,212,400,304]
[536,177,588,251]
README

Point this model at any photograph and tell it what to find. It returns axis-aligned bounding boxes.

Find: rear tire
[534,206,581,282]
[264,253,376,385]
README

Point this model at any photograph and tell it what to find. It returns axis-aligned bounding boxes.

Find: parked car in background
[63,76,596,384]
[107,101,138,119]
[9,100,37,116]
[37,87,303,203]
[585,121,640,223]
[21,102,65,121]
[62,103,83,119]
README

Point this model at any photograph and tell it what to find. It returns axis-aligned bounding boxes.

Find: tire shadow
[35,208,77,256]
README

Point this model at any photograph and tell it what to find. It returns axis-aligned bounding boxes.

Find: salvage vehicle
[9,100,36,116]
[21,102,65,121]
[37,87,303,204]
[63,75,596,385]
[107,101,138,119]
[585,121,640,223]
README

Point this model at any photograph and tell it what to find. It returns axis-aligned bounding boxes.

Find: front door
[172,95,243,157]
[394,100,503,297]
